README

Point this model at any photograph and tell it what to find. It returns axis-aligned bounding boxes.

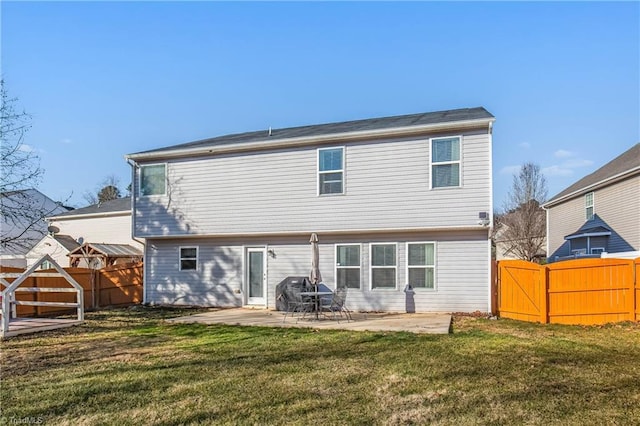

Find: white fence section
[0,254,84,335]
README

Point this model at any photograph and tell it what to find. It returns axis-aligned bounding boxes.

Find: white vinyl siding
[49,214,142,250]
[370,243,397,289]
[133,130,491,238]
[585,192,594,220]
[318,147,344,195]
[430,136,461,188]
[406,242,436,290]
[140,164,166,196]
[335,244,361,289]
[144,230,489,313]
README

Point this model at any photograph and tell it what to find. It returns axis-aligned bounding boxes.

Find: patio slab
[166,308,452,334]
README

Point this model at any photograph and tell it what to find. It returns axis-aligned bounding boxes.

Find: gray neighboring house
[543,143,640,261]
[0,189,70,268]
[126,107,496,313]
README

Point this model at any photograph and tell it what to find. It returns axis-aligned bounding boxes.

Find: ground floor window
[179,246,198,270]
[407,242,436,289]
[336,244,361,289]
[370,243,397,289]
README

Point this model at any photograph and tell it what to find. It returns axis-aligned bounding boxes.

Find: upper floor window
[585,192,594,220]
[318,147,344,195]
[431,137,461,188]
[179,246,198,271]
[370,243,397,289]
[140,164,166,196]
[407,242,436,289]
[336,244,361,289]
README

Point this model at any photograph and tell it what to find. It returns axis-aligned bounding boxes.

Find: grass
[1,307,640,425]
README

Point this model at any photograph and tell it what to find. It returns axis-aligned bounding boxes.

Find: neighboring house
[543,143,640,262]
[492,203,546,262]
[493,224,546,262]
[26,234,80,269]
[0,189,70,268]
[126,107,495,313]
[41,197,143,268]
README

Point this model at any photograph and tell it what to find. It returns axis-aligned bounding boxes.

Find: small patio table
[299,291,334,320]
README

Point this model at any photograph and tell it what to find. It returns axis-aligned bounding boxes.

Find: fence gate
[498,260,546,323]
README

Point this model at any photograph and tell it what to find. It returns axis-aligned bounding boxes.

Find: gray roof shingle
[53,234,81,251]
[545,143,640,205]
[130,107,494,156]
[51,197,131,218]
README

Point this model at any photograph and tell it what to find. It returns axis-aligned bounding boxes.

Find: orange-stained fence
[497,258,639,325]
[0,263,143,317]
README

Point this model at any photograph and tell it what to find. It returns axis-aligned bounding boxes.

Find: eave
[125,118,495,163]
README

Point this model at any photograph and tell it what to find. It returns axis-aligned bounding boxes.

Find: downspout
[126,158,147,304]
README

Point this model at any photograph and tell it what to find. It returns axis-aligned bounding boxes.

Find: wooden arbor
[68,243,143,268]
[0,254,84,338]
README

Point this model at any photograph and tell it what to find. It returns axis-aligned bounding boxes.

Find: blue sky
[2,1,638,209]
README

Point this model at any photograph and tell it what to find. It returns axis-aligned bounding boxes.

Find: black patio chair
[320,286,352,322]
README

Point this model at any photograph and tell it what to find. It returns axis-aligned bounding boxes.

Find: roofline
[48,210,131,221]
[542,165,640,208]
[565,231,612,240]
[136,224,491,240]
[125,117,495,162]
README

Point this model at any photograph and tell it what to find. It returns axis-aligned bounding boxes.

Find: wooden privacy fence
[0,262,143,317]
[497,258,640,325]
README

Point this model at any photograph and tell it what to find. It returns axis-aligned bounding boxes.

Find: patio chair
[281,291,314,323]
[320,287,352,322]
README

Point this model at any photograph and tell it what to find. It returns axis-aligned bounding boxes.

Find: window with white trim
[407,242,436,289]
[591,247,605,255]
[140,164,166,196]
[179,246,198,271]
[370,243,396,289]
[318,147,344,195]
[336,244,360,289]
[431,137,461,188]
[585,192,594,220]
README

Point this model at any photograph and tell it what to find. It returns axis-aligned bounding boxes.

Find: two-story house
[543,143,640,261]
[125,107,495,313]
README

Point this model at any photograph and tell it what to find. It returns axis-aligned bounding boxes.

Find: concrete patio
[166,308,452,334]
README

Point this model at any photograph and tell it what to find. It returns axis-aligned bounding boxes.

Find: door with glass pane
[246,247,266,306]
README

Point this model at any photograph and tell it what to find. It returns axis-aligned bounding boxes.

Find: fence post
[540,265,549,324]
[632,259,638,322]
[96,269,101,309]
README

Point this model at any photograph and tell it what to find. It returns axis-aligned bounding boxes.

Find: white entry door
[246,247,266,306]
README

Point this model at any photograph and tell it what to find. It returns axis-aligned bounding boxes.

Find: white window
[370,243,397,289]
[336,244,361,289]
[591,247,605,255]
[318,147,344,195]
[585,192,594,220]
[140,164,166,196]
[406,242,436,289]
[179,246,198,271]
[431,136,461,188]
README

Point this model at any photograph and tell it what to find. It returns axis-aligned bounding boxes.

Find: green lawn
[1,307,640,425]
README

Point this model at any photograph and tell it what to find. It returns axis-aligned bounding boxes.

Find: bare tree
[83,175,123,205]
[495,163,548,262]
[0,80,63,251]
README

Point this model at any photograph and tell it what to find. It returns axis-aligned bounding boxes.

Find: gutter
[542,166,640,208]
[135,224,491,240]
[125,117,495,162]
[48,211,130,221]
